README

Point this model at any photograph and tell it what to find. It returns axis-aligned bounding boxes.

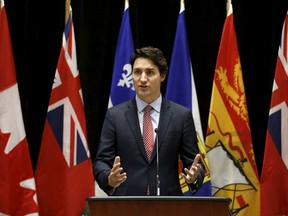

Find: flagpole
[226,0,231,15]
[65,0,70,23]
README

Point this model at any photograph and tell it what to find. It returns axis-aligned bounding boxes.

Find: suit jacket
[93,97,205,196]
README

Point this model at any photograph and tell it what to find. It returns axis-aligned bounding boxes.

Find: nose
[140,72,147,81]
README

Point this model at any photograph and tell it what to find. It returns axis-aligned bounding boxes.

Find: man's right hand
[108,156,127,187]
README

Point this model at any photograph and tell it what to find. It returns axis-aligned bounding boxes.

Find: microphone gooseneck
[155,128,160,196]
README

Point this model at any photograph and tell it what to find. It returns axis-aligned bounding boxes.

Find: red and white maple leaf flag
[35,6,95,216]
[0,4,39,216]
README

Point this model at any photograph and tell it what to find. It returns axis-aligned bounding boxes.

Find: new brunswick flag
[205,3,260,216]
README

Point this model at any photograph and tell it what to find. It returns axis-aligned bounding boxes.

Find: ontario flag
[0,3,38,215]
[108,0,135,108]
[261,11,288,216]
[204,2,260,216]
[165,0,211,196]
[35,6,95,216]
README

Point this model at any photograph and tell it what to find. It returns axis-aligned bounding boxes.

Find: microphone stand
[155,128,160,196]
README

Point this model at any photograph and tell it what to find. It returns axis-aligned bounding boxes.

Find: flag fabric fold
[35,6,95,216]
[0,4,39,215]
[108,0,135,108]
[204,3,260,215]
[165,0,211,196]
[260,11,288,216]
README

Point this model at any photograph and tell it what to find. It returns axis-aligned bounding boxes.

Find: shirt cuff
[188,179,199,194]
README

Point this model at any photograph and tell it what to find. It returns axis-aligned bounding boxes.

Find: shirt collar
[136,95,162,113]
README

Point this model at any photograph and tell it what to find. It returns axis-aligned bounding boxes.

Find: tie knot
[144,105,152,113]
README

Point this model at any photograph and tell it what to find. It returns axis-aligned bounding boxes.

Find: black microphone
[154,128,160,196]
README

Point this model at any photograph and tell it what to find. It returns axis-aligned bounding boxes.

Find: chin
[138,93,150,101]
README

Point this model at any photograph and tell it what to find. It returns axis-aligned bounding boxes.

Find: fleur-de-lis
[117,64,135,90]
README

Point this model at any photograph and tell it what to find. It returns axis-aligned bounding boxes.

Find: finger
[181,172,193,184]
[111,156,121,171]
[110,170,127,187]
[180,173,187,181]
[184,168,194,178]
[115,175,127,187]
[192,154,201,166]
[118,173,127,182]
[114,167,124,177]
[113,156,120,166]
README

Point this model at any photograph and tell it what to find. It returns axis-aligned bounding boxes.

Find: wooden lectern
[86,196,231,216]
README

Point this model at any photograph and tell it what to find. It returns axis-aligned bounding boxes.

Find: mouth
[139,85,148,90]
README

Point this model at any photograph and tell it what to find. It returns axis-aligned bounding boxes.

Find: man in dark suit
[93,46,205,196]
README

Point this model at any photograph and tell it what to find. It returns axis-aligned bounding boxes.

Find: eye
[133,70,141,75]
[146,70,155,76]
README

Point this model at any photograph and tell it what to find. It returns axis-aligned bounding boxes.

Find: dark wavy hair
[130,46,169,76]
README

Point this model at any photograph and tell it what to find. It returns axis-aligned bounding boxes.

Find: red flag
[261,11,288,216]
[205,3,260,216]
[0,5,38,215]
[35,7,95,216]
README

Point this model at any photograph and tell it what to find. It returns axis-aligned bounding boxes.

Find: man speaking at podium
[93,46,205,196]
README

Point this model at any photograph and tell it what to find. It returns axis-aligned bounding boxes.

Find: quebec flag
[96,0,135,196]
[108,0,135,108]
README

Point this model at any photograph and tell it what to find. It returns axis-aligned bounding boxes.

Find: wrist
[188,178,199,194]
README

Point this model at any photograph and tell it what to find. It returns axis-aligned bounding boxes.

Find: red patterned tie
[143,105,154,160]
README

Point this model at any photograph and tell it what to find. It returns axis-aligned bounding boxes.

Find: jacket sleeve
[93,109,117,195]
[180,109,206,193]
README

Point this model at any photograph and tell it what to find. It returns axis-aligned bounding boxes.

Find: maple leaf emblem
[0,130,38,215]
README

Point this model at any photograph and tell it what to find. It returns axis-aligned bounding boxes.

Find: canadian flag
[0,4,38,216]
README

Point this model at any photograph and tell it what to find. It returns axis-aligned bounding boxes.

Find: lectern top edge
[86,196,231,203]
[86,196,231,216]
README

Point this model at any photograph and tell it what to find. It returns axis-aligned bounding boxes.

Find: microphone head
[154,128,159,133]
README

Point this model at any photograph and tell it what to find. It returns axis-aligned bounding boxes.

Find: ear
[160,74,166,82]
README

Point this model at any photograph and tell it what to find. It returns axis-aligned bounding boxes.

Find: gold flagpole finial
[65,0,71,24]
[226,0,231,15]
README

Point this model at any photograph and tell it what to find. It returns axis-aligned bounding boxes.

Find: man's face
[132,57,166,103]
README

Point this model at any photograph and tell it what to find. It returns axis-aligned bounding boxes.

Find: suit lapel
[151,99,172,160]
[125,99,148,160]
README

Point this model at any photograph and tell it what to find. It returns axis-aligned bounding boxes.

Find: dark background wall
[4,0,288,176]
